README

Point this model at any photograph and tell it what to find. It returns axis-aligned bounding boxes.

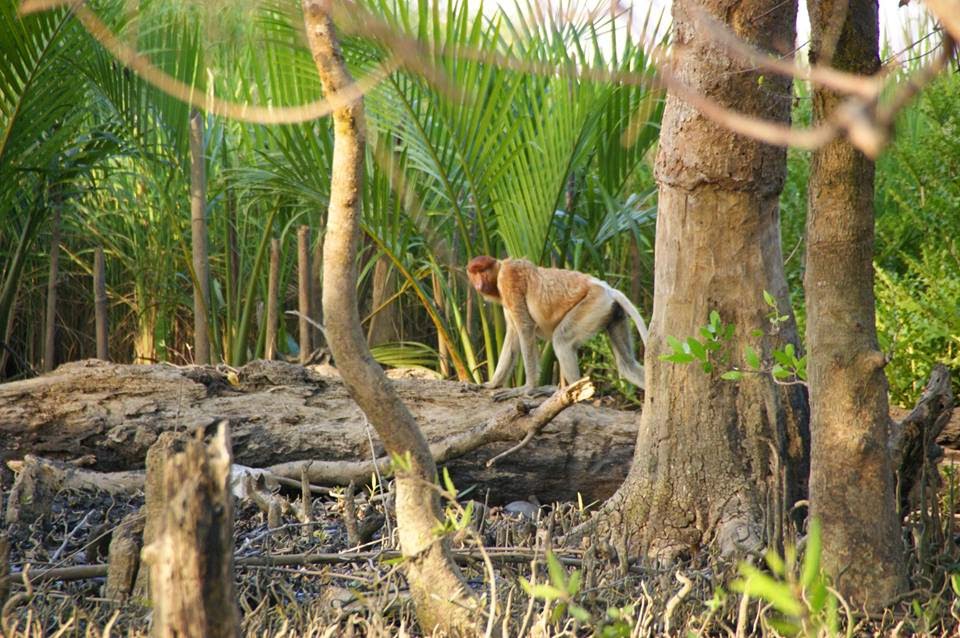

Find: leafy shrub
[874,71,960,405]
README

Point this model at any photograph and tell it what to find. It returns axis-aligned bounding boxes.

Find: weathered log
[105,511,144,601]
[0,360,639,504]
[4,455,143,524]
[140,423,239,637]
[893,364,955,513]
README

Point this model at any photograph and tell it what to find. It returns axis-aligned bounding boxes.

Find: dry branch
[267,379,597,483]
[2,548,590,590]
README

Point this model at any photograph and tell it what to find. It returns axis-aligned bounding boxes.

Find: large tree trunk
[301,4,478,633]
[606,0,809,557]
[804,0,906,607]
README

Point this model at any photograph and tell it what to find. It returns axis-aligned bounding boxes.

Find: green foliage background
[778,67,960,406]
[0,0,956,405]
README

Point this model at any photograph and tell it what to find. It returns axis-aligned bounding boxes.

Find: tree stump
[105,511,145,601]
[140,422,239,637]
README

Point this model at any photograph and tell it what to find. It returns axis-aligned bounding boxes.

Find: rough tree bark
[601,0,810,557]
[804,0,907,606]
[301,3,478,633]
[140,424,239,637]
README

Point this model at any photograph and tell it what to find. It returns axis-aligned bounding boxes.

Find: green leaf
[529,584,565,602]
[735,568,804,617]
[768,618,802,636]
[784,343,795,358]
[666,335,685,353]
[458,501,475,530]
[567,569,582,596]
[546,551,566,589]
[763,290,776,308]
[721,370,743,381]
[661,352,696,364]
[795,355,808,381]
[745,346,761,370]
[773,350,792,367]
[772,364,792,380]
[390,451,413,473]
[751,329,765,338]
[441,467,457,497]
[724,323,736,340]
[826,590,839,633]
[709,310,721,328]
[551,603,567,624]
[764,548,785,577]
[702,362,714,374]
[687,337,707,361]
[569,604,591,623]
[801,519,822,589]
[382,555,407,566]
[808,579,828,614]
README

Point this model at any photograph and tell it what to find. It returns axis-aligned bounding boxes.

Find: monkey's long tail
[609,288,649,346]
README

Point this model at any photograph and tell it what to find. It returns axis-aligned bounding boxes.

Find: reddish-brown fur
[467,256,502,299]
[466,255,648,393]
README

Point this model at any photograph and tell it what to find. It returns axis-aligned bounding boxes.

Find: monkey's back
[499,259,591,335]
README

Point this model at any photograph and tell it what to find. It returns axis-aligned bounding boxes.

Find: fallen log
[893,364,955,513]
[0,359,639,503]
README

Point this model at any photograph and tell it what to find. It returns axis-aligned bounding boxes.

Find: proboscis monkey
[467,256,648,397]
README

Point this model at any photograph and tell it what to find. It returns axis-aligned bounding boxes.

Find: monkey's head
[467,256,501,301]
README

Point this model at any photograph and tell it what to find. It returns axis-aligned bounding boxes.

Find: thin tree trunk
[297,225,312,364]
[431,271,450,377]
[265,238,280,360]
[133,285,156,364]
[366,254,399,348]
[93,247,109,361]
[0,288,17,377]
[224,175,239,364]
[301,3,478,633]
[0,209,42,377]
[311,228,324,346]
[44,206,60,373]
[190,108,211,366]
[805,0,906,606]
[602,0,809,557]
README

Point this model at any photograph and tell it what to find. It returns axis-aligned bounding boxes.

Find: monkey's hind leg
[608,316,645,390]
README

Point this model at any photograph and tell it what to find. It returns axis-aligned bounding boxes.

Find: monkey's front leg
[492,314,553,401]
[486,318,519,389]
